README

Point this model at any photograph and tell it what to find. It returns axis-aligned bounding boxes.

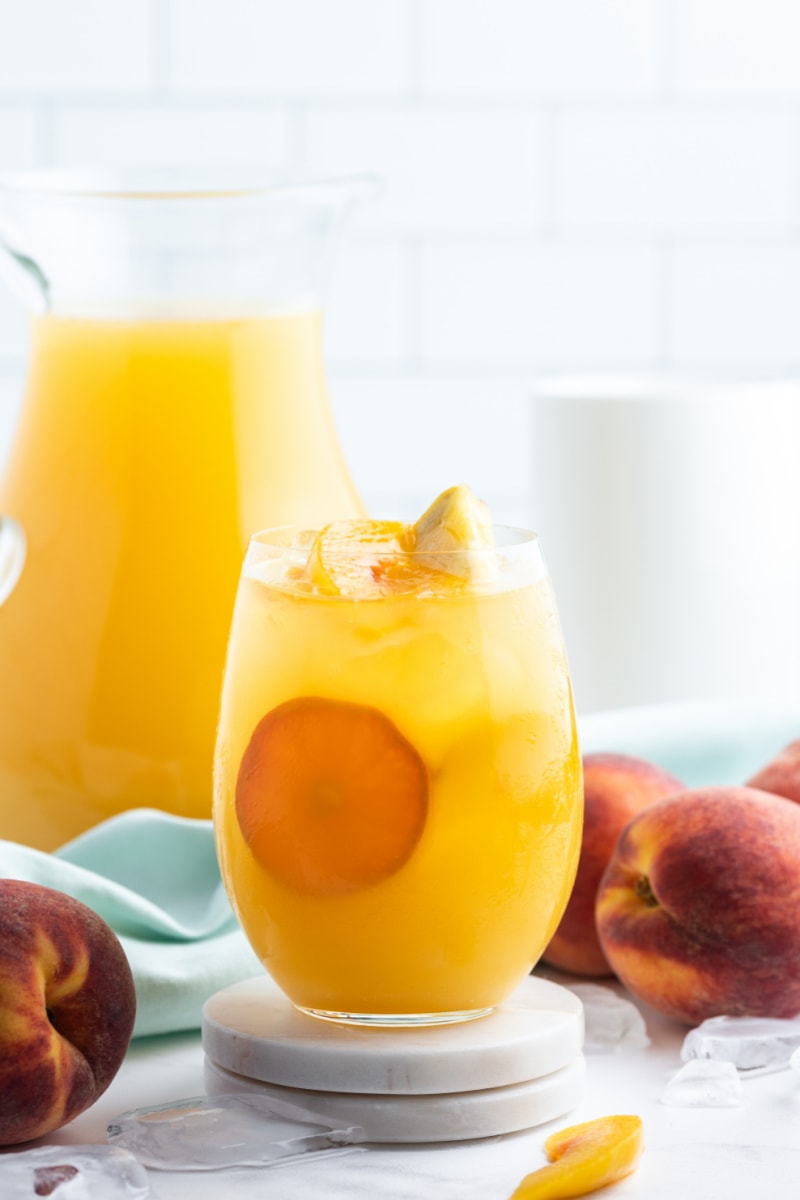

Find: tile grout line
[536,105,561,234]
[7,92,800,112]
[651,238,675,371]
[653,0,677,102]
[405,0,426,102]
[33,101,55,167]
[149,0,173,100]
[405,236,426,371]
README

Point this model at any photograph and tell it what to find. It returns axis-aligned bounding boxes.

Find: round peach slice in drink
[235,696,429,896]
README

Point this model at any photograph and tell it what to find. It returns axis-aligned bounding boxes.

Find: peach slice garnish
[304,486,497,598]
[235,697,429,896]
[412,483,496,582]
[508,1114,644,1199]
[305,519,410,596]
[305,516,467,597]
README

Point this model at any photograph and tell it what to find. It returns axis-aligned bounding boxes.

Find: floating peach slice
[412,483,496,582]
[508,1114,644,1200]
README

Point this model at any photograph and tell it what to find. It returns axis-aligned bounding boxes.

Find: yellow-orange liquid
[0,313,362,850]
[214,544,582,1019]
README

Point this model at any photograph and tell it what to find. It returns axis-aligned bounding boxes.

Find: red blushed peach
[747,738,800,805]
[595,786,800,1025]
[0,880,136,1146]
[541,753,684,976]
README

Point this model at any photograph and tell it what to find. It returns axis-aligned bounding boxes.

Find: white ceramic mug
[529,376,800,714]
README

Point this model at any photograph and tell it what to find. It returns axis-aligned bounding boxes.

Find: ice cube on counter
[661,1060,743,1108]
[681,1014,800,1075]
[0,1145,155,1199]
[566,983,650,1053]
[107,1093,365,1171]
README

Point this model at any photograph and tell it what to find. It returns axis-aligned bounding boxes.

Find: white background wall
[1,0,800,712]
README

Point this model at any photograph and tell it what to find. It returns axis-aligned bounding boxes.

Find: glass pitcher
[0,170,372,851]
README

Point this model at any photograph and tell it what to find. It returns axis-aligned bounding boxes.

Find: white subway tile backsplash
[422,0,659,96]
[5,2,800,714]
[0,1,152,94]
[329,374,533,520]
[324,242,411,366]
[558,108,794,232]
[0,296,28,362]
[0,373,26,473]
[421,242,657,367]
[671,243,800,368]
[305,108,545,231]
[0,115,33,357]
[168,0,408,95]
[54,107,287,169]
[674,0,800,96]
[0,111,39,170]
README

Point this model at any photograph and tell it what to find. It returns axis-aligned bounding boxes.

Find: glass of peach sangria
[213,485,583,1025]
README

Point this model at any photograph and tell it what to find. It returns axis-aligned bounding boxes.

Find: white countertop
[30,977,800,1200]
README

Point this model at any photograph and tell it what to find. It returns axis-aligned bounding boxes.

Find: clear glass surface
[213,526,583,1025]
[0,170,371,850]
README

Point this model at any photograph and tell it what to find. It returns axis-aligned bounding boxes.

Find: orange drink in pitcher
[214,486,583,1024]
[0,171,372,850]
[0,311,361,848]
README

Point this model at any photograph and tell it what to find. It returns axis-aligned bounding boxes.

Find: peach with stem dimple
[595,786,800,1025]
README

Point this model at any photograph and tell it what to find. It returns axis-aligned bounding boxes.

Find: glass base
[296,1005,496,1028]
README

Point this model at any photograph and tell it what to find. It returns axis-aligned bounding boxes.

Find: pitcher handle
[0,516,25,605]
[0,206,50,313]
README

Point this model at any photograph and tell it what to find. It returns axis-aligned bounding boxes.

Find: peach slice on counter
[235,696,429,896]
[508,1114,644,1200]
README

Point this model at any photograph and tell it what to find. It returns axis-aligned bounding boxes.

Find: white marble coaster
[203,1054,586,1144]
[202,975,585,1142]
[202,974,584,1095]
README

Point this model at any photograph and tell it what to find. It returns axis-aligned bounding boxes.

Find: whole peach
[542,753,683,976]
[596,786,800,1024]
[0,880,136,1145]
[747,738,800,805]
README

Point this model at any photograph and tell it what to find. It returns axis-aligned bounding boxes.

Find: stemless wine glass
[213,524,583,1026]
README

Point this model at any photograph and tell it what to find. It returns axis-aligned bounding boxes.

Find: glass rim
[0,167,382,205]
[248,524,540,557]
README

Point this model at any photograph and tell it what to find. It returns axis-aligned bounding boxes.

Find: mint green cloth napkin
[0,809,262,1039]
[579,700,800,787]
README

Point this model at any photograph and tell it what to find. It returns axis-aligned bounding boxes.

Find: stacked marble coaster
[202,975,585,1143]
